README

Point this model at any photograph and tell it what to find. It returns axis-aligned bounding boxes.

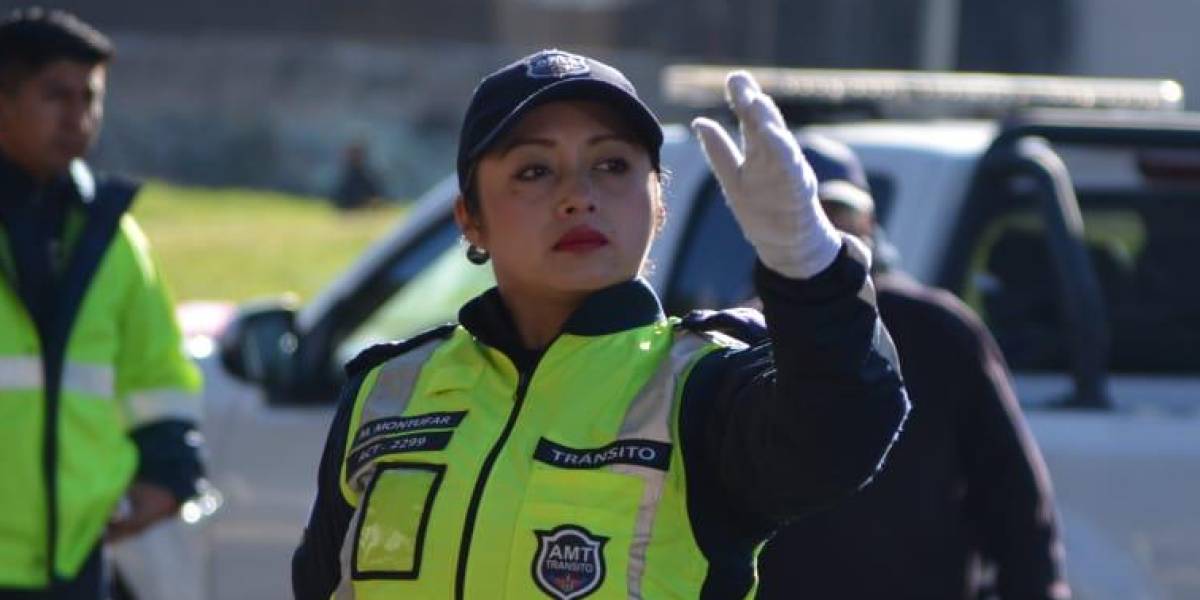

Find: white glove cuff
[754,212,844,279]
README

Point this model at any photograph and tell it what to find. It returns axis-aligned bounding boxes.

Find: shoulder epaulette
[678,308,769,346]
[344,323,457,377]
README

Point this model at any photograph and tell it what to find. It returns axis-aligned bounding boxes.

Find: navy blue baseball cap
[797,133,874,214]
[456,49,664,193]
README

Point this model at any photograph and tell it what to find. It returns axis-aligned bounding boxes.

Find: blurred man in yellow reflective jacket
[0,8,204,598]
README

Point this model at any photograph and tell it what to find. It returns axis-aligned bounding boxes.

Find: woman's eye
[596,158,630,173]
[515,165,550,181]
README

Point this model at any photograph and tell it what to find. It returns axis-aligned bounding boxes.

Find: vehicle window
[382,217,464,284]
[336,226,495,364]
[663,179,758,315]
[955,146,1200,374]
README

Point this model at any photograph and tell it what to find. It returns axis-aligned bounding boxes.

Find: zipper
[17,183,63,585]
[42,340,61,585]
[453,368,533,600]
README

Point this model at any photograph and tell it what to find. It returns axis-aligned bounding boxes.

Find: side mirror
[218,299,301,393]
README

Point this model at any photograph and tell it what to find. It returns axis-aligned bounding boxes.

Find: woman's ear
[454,194,483,247]
[651,177,668,235]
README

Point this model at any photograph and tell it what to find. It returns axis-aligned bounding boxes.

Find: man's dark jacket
[757,272,1070,600]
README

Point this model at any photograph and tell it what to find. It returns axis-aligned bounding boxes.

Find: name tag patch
[534,524,608,600]
[353,411,467,447]
[347,431,451,476]
[534,438,671,471]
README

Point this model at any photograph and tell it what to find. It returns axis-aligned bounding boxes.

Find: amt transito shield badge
[533,525,609,599]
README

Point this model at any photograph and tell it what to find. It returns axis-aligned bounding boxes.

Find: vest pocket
[352,462,445,580]
[506,464,644,599]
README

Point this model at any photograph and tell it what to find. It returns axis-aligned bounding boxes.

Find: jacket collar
[0,153,93,216]
[458,277,665,366]
[0,150,37,205]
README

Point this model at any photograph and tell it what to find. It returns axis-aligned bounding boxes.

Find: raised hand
[691,71,844,279]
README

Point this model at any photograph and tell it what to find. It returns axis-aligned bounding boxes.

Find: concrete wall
[1069,0,1199,109]
[90,33,674,197]
[21,0,496,42]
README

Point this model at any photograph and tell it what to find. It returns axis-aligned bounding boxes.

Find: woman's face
[458,100,658,299]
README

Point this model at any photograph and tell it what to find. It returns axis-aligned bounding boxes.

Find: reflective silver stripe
[126,389,201,424]
[843,234,879,307]
[335,335,450,597]
[0,356,43,391]
[62,362,115,399]
[611,331,716,600]
[333,507,363,600]
[843,234,904,376]
[872,319,902,375]
[0,357,115,398]
[347,337,447,491]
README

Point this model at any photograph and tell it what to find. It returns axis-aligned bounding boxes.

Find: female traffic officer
[293,49,908,600]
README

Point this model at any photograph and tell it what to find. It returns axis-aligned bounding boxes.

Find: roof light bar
[663,66,1185,114]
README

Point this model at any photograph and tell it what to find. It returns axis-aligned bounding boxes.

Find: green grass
[132,181,408,303]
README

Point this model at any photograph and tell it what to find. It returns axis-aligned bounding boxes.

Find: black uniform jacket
[293,243,910,599]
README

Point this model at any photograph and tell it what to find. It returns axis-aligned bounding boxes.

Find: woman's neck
[497,284,588,351]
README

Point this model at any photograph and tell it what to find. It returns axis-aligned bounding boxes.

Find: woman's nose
[557,172,596,217]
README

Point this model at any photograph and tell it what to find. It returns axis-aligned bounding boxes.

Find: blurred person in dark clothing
[330,140,383,210]
[0,8,203,599]
[756,134,1071,600]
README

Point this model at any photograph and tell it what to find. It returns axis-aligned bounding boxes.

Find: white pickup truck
[120,69,1200,600]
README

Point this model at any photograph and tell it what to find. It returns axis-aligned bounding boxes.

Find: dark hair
[0,7,113,91]
[461,168,484,218]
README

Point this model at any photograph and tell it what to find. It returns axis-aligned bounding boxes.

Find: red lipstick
[553,225,609,253]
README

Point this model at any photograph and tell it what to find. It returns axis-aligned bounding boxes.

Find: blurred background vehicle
[192,69,1200,600]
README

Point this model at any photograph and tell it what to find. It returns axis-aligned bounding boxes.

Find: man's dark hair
[0,7,113,91]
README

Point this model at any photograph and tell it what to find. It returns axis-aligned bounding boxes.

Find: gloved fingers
[724,71,763,151]
[725,73,795,170]
[724,70,762,120]
[692,117,743,189]
[743,87,789,138]
[757,94,796,153]
[745,120,800,170]
[723,72,756,128]
[758,87,788,129]
[724,71,784,130]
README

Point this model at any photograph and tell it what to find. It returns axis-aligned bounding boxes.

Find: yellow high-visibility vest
[335,318,743,599]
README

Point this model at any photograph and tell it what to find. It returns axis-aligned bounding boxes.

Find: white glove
[692,71,844,279]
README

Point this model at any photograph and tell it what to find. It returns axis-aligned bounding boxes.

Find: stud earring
[466,244,490,265]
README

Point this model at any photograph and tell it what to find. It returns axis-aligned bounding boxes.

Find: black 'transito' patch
[534,438,671,471]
